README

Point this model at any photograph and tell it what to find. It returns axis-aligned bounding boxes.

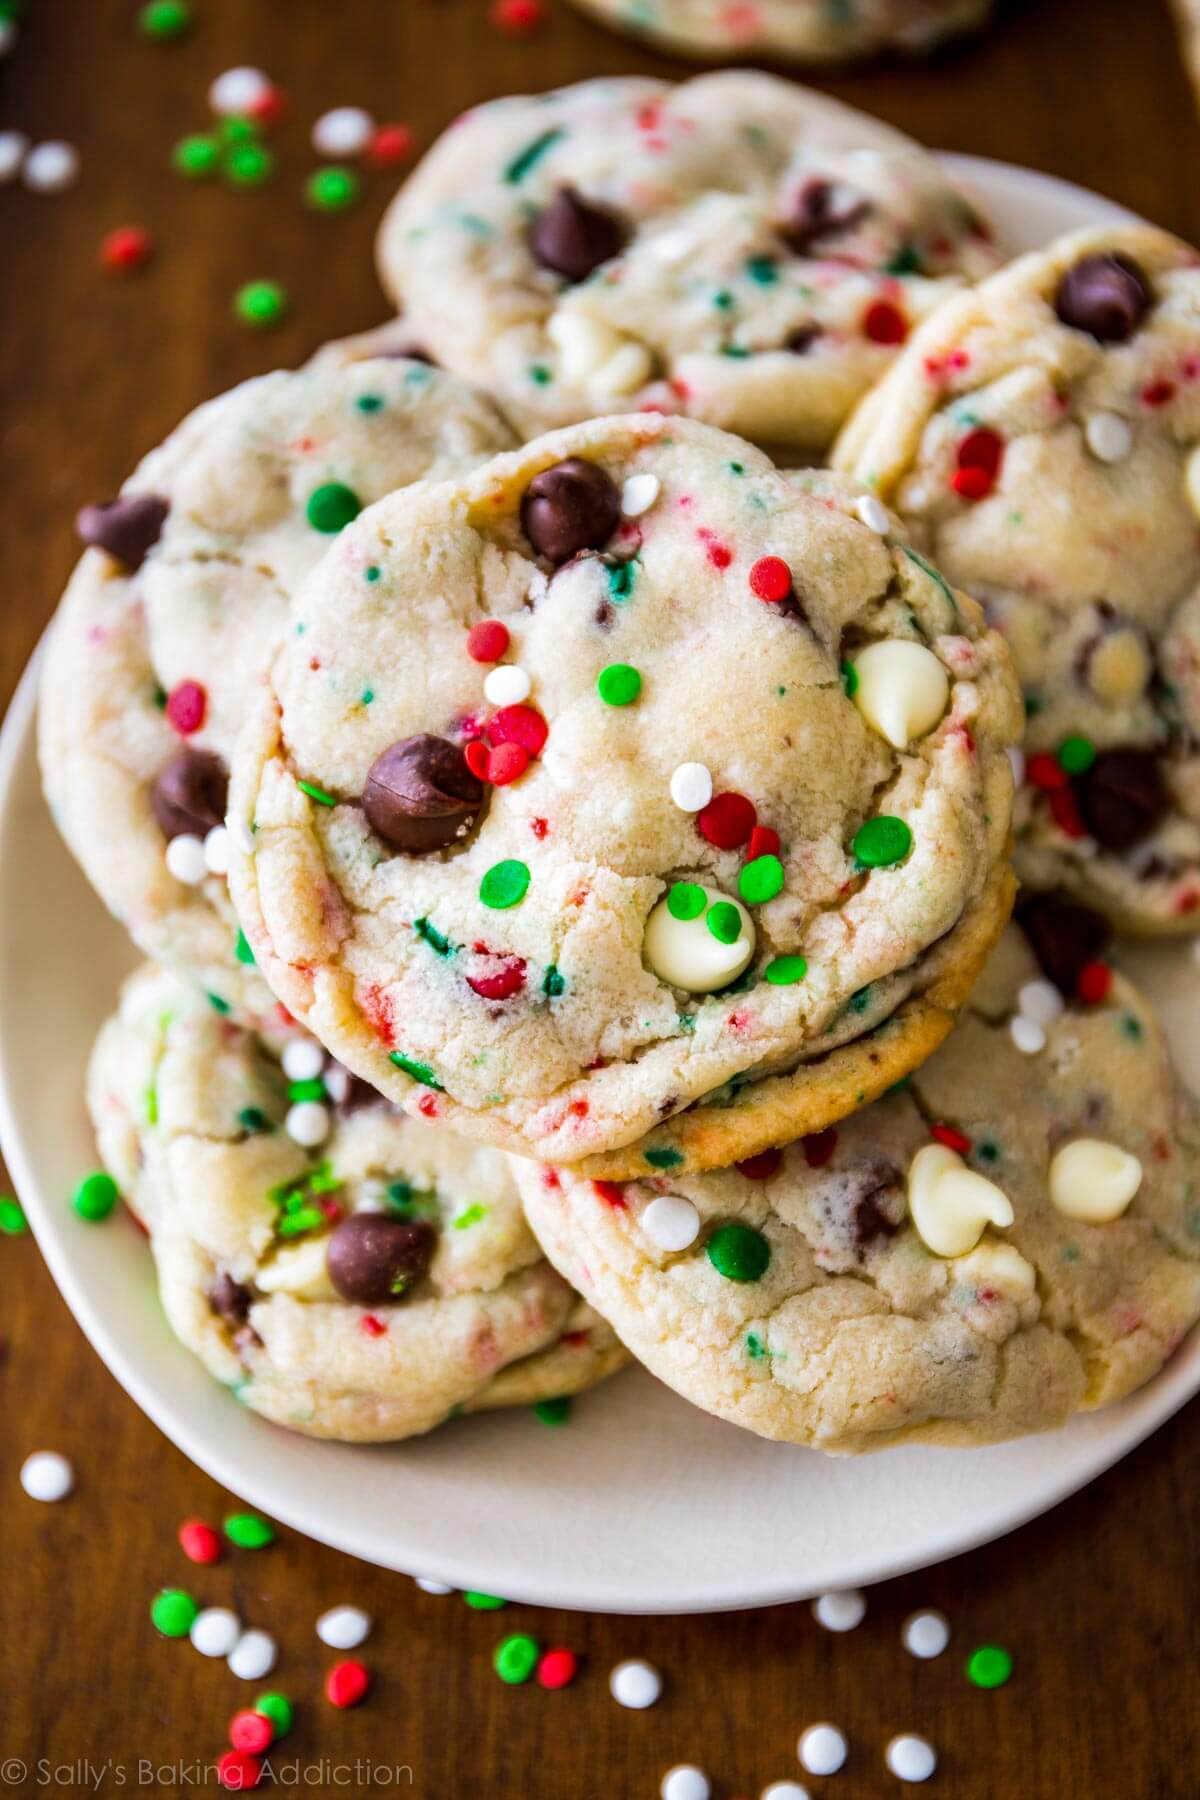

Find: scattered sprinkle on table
[415,1576,454,1595]
[20,1450,74,1502]
[0,1194,27,1234]
[812,1590,866,1632]
[234,279,288,329]
[367,122,415,167]
[216,1750,263,1792]
[178,1518,223,1564]
[0,129,29,182]
[536,1646,578,1689]
[228,1629,277,1681]
[209,66,272,117]
[191,1606,242,1658]
[798,1723,847,1777]
[316,1605,372,1650]
[306,165,361,213]
[967,1643,1013,1688]
[325,1659,371,1707]
[761,1785,811,1800]
[254,1692,292,1736]
[902,1609,950,1659]
[464,1590,507,1610]
[312,106,374,157]
[22,140,79,192]
[886,1734,938,1783]
[609,1658,661,1709]
[661,1768,710,1800]
[494,1633,540,1684]
[72,1170,118,1222]
[173,133,220,178]
[225,1511,275,1549]
[229,1709,274,1755]
[151,1587,199,1637]
[138,0,191,38]
[100,225,153,275]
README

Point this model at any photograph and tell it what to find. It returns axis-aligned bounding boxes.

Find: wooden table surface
[3,1,1200,1795]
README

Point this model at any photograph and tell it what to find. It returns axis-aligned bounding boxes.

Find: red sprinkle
[367,123,415,168]
[1048,785,1087,838]
[467,619,510,663]
[698,791,757,850]
[326,1659,371,1708]
[931,1123,971,1155]
[537,1647,579,1689]
[746,825,781,861]
[246,85,287,127]
[178,1519,222,1565]
[1026,751,1069,792]
[487,703,548,757]
[417,1093,439,1119]
[360,1314,387,1338]
[1141,379,1176,408]
[862,299,908,345]
[697,528,733,569]
[229,1711,274,1756]
[592,1180,626,1209]
[165,679,206,736]
[487,742,530,786]
[530,816,549,839]
[464,740,491,781]
[216,1751,263,1792]
[491,0,545,28]
[1076,961,1112,1005]
[801,1128,838,1169]
[466,954,527,1001]
[951,426,1004,502]
[737,1148,782,1181]
[748,555,793,603]
[950,466,993,502]
[100,225,153,275]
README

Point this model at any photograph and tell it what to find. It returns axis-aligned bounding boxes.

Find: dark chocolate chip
[1016,892,1113,995]
[1075,747,1168,850]
[851,1163,903,1248]
[784,180,872,256]
[785,325,822,355]
[209,1271,253,1324]
[326,1213,437,1305]
[1054,253,1152,343]
[362,734,485,853]
[520,459,621,564]
[151,747,229,841]
[76,494,169,570]
[529,186,627,282]
[332,1067,386,1115]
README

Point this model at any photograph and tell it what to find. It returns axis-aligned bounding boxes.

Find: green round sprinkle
[706,900,743,945]
[840,659,859,698]
[224,1511,276,1549]
[357,394,384,414]
[151,1588,198,1637]
[225,141,275,186]
[480,860,530,910]
[707,1222,771,1283]
[287,1078,326,1104]
[667,882,706,922]
[172,134,220,178]
[967,1644,1013,1689]
[596,663,642,707]
[234,279,288,329]
[852,816,913,869]
[764,955,807,986]
[0,1195,27,1235]
[306,482,362,534]
[364,565,381,583]
[139,0,191,37]
[1057,734,1096,776]
[533,1395,571,1426]
[219,116,261,146]
[494,1633,540,1684]
[254,1693,293,1737]
[306,166,362,212]
[464,1591,507,1611]
[739,854,784,906]
[72,1171,118,1222]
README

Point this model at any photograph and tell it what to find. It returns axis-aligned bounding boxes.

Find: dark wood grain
[2,2,1199,1795]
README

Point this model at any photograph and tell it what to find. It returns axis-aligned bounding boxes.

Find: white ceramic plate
[5,157,1194,1617]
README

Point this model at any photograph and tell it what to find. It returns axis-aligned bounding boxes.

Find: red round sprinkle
[698,791,757,850]
[487,741,530,786]
[956,427,1004,477]
[165,679,206,735]
[467,619,510,663]
[1076,961,1113,1005]
[229,1711,274,1755]
[537,1647,579,1689]
[487,704,548,757]
[246,86,287,127]
[360,1314,387,1338]
[862,299,908,345]
[467,954,527,1000]
[1026,752,1068,792]
[746,824,781,861]
[737,1148,782,1181]
[950,465,994,502]
[931,1123,972,1155]
[367,123,415,168]
[179,1518,222,1565]
[1048,785,1087,838]
[326,1660,371,1708]
[1141,379,1175,408]
[216,1751,263,1792]
[464,740,491,781]
[801,1128,838,1169]
[748,555,792,603]
[101,225,153,275]
[592,1180,626,1209]
[491,0,545,30]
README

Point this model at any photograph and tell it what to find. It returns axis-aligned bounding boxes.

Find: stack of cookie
[41,73,1200,1453]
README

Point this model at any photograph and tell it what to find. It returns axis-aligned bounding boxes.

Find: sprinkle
[229,1711,274,1755]
[748,555,792,603]
[737,1149,781,1181]
[20,1450,74,1503]
[902,1610,950,1659]
[100,225,153,275]
[191,1607,242,1658]
[415,1577,454,1595]
[966,1644,1013,1688]
[706,1222,770,1282]
[761,1787,811,1800]
[765,955,807,986]
[464,1591,507,1610]
[316,1605,372,1650]
[533,1395,571,1425]
[179,1519,223,1564]
[216,1752,262,1791]
[661,1770,710,1800]
[467,620,510,663]
[1085,411,1133,463]
[862,299,907,344]
[72,1170,118,1222]
[281,1038,325,1083]
[1058,734,1095,775]
[0,130,29,183]
[209,67,272,116]
[739,853,784,905]
[1009,1015,1046,1056]
[487,703,548,756]
[931,1123,971,1154]
[234,279,288,328]
[667,882,706,920]
[698,790,755,849]
[641,1193,700,1251]
[138,0,192,37]
[1077,961,1112,1004]
[296,777,337,806]
[536,1647,578,1689]
[645,1147,683,1169]
[0,1194,26,1234]
[166,678,206,735]
[610,1659,662,1709]
[22,141,80,192]
[306,165,361,212]
[852,816,912,868]
[492,0,545,29]
[812,1590,866,1632]
[1018,979,1063,1028]
[747,825,780,861]
[503,127,564,185]
[202,825,231,876]
[597,663,642,706]
[855,494,890,534]
[706,901,742,944]
[367,124,415,168]
[228,1630,277,1681]
[798,1723,848,1776]
[253,1694,293,1736]
[285,1099,330,1147]
[307,482,361,533]
[225,1512,275,1549]
[621,473,660,516]
[484,664,532,707]
[952,426,1004,500]
[151,1587,199,1636]
[311,106,374,157]
[390,1051,443,1089]
[480,859,530,909]
[494,1633,540,1684]
[670,762,713,813]
[886,1734,937,1783]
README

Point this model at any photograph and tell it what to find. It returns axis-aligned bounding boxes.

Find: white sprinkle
[669,762,713,813]
[286,1100,331,1148]
[311,105,375,158]
[414,1576,454,1595]
[1006,744,1026,788]
[202,825,231,876]
[484,664,532,707]
[165,833,208,885]
[19,1451,74,1502]
[1085,411,1133,465]
[316,1604,372,1650]
[0,129,29,182]
[886,1735,937,1783]
[798,1724,847,1777]
[323,1063,351,1105]
[812,1589,866,1633]
[227,1628,277,1681]
[854,494,890,535]
[621,473,661,517]
[282,1037,326,1083]
[901,1609,950,1659]
[1018,978,1064,1029]
[0,19,16,55]
[190,1607,242,1658]
[209,66,271,116]
[641,1194,701,1253]
[661,1768,710,1800]
[610,1659,662,1709]
[762,1786,810,1800]
[1009,1014,1046,1056]
[23,140,79,192]
[229,815,256,856]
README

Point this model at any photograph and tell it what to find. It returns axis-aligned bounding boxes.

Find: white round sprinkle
[902,1609,950,1659]
[641,1194,701,1253]
[190,1607,242,1658]
[19,1451,74,1502]
[1018,978,1064,1029]
[23,140,79,192]
[0,19,16,55]
[798,1724,847,1777]
[414,1576,454,1595]
[661,1768,710,1800]
[812,1589,866,1633]
[669,762,713,813]
[610,1658,662,1709]
[286,1100,331,1148]
[762,1785,810,1800]
[316,1604,372,1650]
[323,1063,351,1105]
[1085,411,1133,465]
[165,833,208,885]
[209,66,271,116]
[311,105,374,158]
[282,1037,326,1083]
[621,472,661,517]
[1009,1014,1046,1056]
[1006,744,1026,788]
[227,1628,277,1681]
[0,129,29,183]
[483,664,532,707]
[855,494,890,535]
[202,825,231,876]
[886,1735,937,1783]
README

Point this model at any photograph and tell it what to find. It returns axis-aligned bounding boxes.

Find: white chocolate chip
[285,1099,331,1148]
[1018,979,1064,1029]
[643,886,755,994]
[165,833,208,885]
[854,494,890,535]
[595,339,655,397]
[1009,1014,1046,1056]
[203,825,231,876]
[257,1234,337,1300]
[1186,444,1200,522]
[1048,1139,1142,1222]
[669,762,713,812]
[621,473,660,517]
[907,1143,1014,1258]
[484,664,532,707]
[640,1193,701,1251]
[954,1240,1037,1301]
[547,309,652,396]
[850,639,949,750]
[1085,411,1133,464]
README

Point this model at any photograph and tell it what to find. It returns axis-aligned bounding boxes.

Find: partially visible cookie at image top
[229,412,1022,1173]
[87,963,625,1443]
[512,918,1200,1452]
[376,72,1000,453]
[38,326,516,1030]
[834,223,1200,934]
[564,0,992,63]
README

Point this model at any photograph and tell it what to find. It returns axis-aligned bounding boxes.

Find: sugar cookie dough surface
[514,926,1200,1451]
[565,0,991,62]
[834,224,1200,933]
[87,964,624,1442]
[376,73,999,451]
[230,414,1021,1168]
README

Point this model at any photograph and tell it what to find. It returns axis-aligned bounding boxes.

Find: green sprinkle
[219,116,261,146]
[306,481,361,533]
[288,1078,326,1103]
[144,1085,158,1125]
[233,279,288,329]
[644,1146,683,1170]
[902,545,957,611]
[139,0,191,37]
[884,240,924,276]
[504,127,564,183]
[739,854,784,906]
[764,955,807,986]
[254,1694,293,1737]
[853,816,912,868]
[707,900,743,944]
[745,1331,767,1360]
[389,1051,444,1090]
[235,928,255,965]
[667,882,706,922]
[848,986,872,1014]
[277,1205,324,1237]
[0,1196,27,1235]
[528,363,552,386]
[967,1645,1013,1689]
[713,288,734,310]
[72,1171,118,1223]
[225,141,275,186]
[707,1222,770,1283]
[597,662,642,706]
[607,559,637,602]
[533,1395,572,1426]
[464,1591,508,1610]
[494,1633,540,1684]
[453,1203,487,1230]
[480,859,530,910]
[207,992,231,1015]
[727,461,745,475]
[542,964,566,997]
[744,255,779,285]
[841,659,859,698]
[1121,1013,1144,1041]
[172,133,220,178]
[151,1588,198,1637]
[1058,734,1096,775]
[976,1140,1000,1164]
[356,394,384,414]
[306,165,361,212]
[297,777,338,807]
[239,1107,270,1134]
[224,1512,276,1550]
[414,916,454,957]
[677,1013,696,1034]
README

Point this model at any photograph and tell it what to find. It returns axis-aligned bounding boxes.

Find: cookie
[39,327,515,1029]
[87,964,624,1442]
[513,923,1200,1451]
[375,73,999,452]
[564,0,991,63]
[229,413,1022,1172]
[834,224,1200,934]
